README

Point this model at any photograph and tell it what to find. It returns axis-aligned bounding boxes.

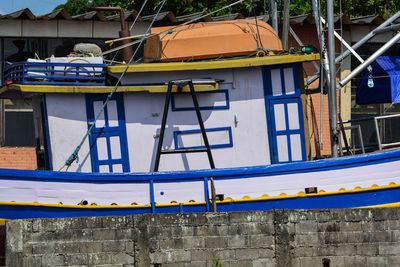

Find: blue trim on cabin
[262,64,305,164]
[2,186,400,219]
[263,64,301,98]
[0,147,400,183]
[173,127,233,150]
[269,98,307,163]
[41,95,53,171]
[171,90,230,111]
[85,94,130,173]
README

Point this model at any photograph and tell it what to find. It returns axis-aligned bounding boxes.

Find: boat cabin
[1,53,318,173]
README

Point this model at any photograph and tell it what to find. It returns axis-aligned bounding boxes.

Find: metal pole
[338,31,400,89]
[373,23,400,34]
[311,0,330,88]
[327,0,338,157]
[282,0,290,50]
[320,16,372,73]
[307,11,400,85]
[269,0,278,35]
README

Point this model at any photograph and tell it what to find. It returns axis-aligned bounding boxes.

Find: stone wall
[6,208,400,267]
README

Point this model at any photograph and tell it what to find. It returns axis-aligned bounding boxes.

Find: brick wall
[6,208,400,266]
[291,24,344,157]
[0,147,37,170]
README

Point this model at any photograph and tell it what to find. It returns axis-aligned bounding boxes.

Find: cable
[129,0,149,31]
[63,0,168,169]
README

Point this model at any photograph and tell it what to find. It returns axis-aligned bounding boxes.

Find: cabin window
[263,64,306,164]
[86,94,130,173]
[265,64,301,97]
[171,90,229,111]
[174,127,233,149]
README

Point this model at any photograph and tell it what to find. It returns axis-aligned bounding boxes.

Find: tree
[55,0,400,18]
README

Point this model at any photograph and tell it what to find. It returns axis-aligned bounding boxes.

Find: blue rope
[65,0,168,168]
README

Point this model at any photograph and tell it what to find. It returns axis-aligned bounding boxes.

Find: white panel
[271,69,282,96]
[0,20,22,37]
[22,20,57,37]
[208,130,230,146]
[123,67,271,172]
[154,180,205,203]
[107,100,119,127]
[173,92,227,109]
[112,164,123,173]
[96,137,108,160]
[284,67,295,95]
[99,165,110,173]
[46,94,92,172]
[287,103,300,130]
[290,134,303,161]
[277,135,289,162]
[93,101,105,128]
[177,129,231,148]
[58,20,93,38]
[110,136,122,159]
[274,104,286,131]
[178,132,202,148]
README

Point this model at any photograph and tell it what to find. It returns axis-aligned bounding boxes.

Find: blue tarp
[356,56,400,104]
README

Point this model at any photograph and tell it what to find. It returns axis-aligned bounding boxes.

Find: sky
[0,0,67,16]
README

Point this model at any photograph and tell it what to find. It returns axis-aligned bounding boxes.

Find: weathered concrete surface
[6,208,400,266]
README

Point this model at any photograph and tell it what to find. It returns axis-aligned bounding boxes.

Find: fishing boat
[1,8,400,220]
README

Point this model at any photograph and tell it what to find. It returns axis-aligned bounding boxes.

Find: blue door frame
[262,64,307,164]
[86,94,130,173]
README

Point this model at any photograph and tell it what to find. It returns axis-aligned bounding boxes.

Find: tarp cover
[356,56,400,104]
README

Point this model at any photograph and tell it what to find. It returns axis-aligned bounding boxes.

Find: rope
[63,0,168,169]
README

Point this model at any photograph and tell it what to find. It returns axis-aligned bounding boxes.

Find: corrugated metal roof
[176,12,212,22]
[107,10,141,22]
[72,11,108,21]
[37,9,72,20]
[0,8,391,26]
[351,15,384,24]
[212,13,245,21]
[141,11,177,23]
[0,8,35,20]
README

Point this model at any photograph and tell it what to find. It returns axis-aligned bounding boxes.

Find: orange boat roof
[144,19,283,62]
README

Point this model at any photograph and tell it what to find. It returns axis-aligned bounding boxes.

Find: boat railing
[340,113,400,153]
[3,61,107,86]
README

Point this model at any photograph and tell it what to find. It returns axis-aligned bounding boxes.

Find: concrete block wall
[6,208,400,267]
[0,147,37,170]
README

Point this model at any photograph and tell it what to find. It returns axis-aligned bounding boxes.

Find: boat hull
[1,148,400,219]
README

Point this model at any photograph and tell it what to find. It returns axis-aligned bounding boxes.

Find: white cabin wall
[124,67,271,172]
[45,94,92,172]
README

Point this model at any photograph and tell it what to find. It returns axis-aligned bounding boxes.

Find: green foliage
[55,0,400,18]
[211,257,224,267]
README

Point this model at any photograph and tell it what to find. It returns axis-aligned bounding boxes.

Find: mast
[326,0,338,157]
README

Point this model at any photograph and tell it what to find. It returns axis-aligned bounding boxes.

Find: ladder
[153,79,217,211]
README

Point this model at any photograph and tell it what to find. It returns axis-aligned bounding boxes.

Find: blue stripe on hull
[2,187,400,219]
[0,148,400,183]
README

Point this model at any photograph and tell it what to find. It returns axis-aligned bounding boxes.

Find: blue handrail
[3,61,107,86]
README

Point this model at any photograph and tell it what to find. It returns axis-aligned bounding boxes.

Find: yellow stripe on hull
[0,83,218,94]
[0,181,398,209]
